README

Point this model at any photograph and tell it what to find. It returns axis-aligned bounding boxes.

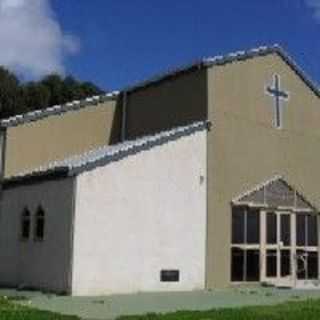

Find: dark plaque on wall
[160,270,180,282]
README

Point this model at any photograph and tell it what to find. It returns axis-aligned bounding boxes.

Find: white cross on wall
[266,74,289,129]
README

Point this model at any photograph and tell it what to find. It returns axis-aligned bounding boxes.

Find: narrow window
[231,206,261,282]
[34,207,45,241]
[231,248,260,282]
[266,250,277,277]
[280,214,291,246]
[296,250,307,280]
[247,209,260,244]
[231,247,244,281]
[246,250,260,281]
[307,215,318,247]
[232,207,260,245]
[296,214,318,247]
[307,252,318,279]
[296,214,306,246]
[280,250,291,277]
[21,208,31,240]
[267,212,277,244]
[232,207,245,244]
[296,250,319,280]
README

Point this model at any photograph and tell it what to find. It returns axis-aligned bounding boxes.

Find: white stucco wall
[72,130,207,296]
[0,177,75,293]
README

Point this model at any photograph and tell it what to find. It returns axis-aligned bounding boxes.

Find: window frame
[232,206,260,246]
[295,213,319,280]
[296,213,318,248]
[231,206,261,282]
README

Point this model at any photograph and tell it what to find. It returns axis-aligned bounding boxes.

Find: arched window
[21,208,31,240]
[34,207,45,241]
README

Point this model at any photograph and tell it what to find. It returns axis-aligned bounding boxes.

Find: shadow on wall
[122,68,208,140]
[108,99,123,144]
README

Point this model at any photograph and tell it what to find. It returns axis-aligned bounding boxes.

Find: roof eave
[121,61,206,94]
[3,166,70,189]
[0,91,119,129]
[121,44,320,99]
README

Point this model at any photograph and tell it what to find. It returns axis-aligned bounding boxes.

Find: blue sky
[1,1,320,91]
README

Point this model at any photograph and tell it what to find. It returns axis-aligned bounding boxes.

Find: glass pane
[232,207,245,244]
[307,252,318,279]
[267,180,295,207]
[231,248,244,281]
[247,209,260,244]
[296,250,307,280]
[267,212,277,244]
[280,215,291,246]
[296,215,306,247]
[266,250,277,277]
[246,250,260,282]
[307,215,318,247]
[281,250,291,277]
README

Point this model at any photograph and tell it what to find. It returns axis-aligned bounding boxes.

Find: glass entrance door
[261,211,295,287]
[231,206,319,286]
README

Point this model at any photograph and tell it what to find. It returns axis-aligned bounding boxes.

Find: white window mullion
[276,212,281,280]
[260,210,266,281]
[243,207,248,281]
[292,213,296,285]
[305,215,309,279]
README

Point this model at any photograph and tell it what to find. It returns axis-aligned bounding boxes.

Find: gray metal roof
[0,91,119,128]
[122,44,320,98]
[4,121,208,187]
[1,44,319,129]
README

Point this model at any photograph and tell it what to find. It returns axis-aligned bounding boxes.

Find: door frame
[260,210,296,287]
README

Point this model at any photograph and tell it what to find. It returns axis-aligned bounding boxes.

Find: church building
[0,45,319,295]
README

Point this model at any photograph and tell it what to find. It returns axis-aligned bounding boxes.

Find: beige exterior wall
[0,177,75,293]
[4,100,121,178]
[125,69,207,139]
[207,53,320,288]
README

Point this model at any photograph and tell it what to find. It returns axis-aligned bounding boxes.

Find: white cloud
[0,0,80,79]
[305,0,320,22]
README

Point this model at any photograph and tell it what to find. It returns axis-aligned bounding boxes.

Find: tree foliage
[0,66,105,119]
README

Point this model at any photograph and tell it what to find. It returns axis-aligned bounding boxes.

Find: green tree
[79,81,104,98]
[0,67,106,119]
[0,67,24,118]
[22,82,50,113]
[41,74,66,107]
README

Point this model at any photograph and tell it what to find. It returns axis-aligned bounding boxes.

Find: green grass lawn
[3,293,320,320]
[117,299,320,320]
[0,296,79,320]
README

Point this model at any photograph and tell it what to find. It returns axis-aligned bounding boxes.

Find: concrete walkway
[2,287,320,320]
